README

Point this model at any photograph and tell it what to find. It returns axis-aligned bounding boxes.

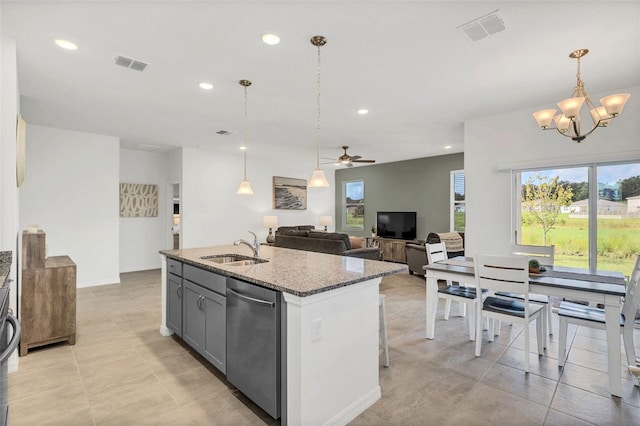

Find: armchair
[405,232,465,276]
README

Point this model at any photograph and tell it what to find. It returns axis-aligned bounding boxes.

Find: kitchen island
[159,244,406,426]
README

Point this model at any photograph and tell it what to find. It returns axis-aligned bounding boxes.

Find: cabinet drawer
[167,258,183,276]
[184,264,226,295]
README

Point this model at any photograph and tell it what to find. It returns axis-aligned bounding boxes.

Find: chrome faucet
[234,231,260,257]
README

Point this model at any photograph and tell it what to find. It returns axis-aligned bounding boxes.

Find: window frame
[342,179,365,231]
[450,170,465,232]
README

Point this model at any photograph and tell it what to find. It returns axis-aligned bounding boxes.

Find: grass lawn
[521,214,640,277]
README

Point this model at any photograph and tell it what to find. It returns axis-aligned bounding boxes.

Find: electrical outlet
[311,318,322,341]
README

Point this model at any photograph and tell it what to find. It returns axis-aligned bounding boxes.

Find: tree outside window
[344,180,364,229]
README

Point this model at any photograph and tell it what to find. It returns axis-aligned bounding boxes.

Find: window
[451,170,465,232]
[514,162,640,277]
[343,180,365,230]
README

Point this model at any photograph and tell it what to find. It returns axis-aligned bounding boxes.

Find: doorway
[171,182,180,249]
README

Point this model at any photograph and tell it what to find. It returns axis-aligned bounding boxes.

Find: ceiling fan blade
[345,162,354,168]
[352,159,376,163]
[349,155,362,161]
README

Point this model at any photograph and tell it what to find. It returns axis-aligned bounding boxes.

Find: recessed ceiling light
[357,109,369,115]
[55,39,78,50]
[444,145,452,149]
[262,34,280,45]
[199,82,214,90]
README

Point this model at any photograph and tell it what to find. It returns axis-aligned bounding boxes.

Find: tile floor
[8,269,640,425]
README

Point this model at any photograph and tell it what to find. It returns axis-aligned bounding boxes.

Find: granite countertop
[0,251,12,286]
[160,245,407,297]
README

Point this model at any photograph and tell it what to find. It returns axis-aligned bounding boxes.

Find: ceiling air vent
[114,55,148,72]
[216,130,235,135]
[458,9,507,42]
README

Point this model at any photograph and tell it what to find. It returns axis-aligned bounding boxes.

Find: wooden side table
[20,231,76,356]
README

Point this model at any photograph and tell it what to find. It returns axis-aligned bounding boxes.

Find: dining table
[424,256,627,397]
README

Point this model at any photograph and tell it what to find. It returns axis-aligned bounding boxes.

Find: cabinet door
[182,281,205,352]
[167,274,183,337]
[201,287,226,374]
[393,241,407,262]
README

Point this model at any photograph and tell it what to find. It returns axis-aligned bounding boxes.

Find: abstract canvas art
[120,183,158,217]
[273,176,307,210]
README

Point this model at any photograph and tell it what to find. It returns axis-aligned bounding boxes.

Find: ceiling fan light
[532,109,557,129]
[236,180,254,195]
[590,106,612,127]
[557,97,584,119]
[309,169,329,188]
[600,93,630,116]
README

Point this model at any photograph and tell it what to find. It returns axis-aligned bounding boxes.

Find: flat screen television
[376,211,417,240]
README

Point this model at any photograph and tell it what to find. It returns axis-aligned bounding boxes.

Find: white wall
[464,84,640,257]
[119,148,169,272]
[19,124,120,287]
[181,147,335,249]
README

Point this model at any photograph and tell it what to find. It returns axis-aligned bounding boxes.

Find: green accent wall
[334,153,464,239]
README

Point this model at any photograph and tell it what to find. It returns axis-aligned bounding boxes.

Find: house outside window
[343,180,365,230]
[451,170,465,232]
[513,161,640,277]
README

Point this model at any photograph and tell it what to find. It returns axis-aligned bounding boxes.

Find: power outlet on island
[311,318,322,341]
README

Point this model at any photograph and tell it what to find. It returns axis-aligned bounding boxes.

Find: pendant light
[236,79,254,195]
[308,35,330,188]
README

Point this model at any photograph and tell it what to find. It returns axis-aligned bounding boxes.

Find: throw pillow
[349,236,364,249]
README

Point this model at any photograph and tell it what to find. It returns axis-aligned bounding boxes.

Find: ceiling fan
[322,146,376,168]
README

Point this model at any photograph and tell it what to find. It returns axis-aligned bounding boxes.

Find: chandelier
[236,79,254,195]
[308,35,330,188]
[532,49,630,143]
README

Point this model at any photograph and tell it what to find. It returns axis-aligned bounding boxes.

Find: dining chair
[427,242,485,341]
[495,244,555,336]
[474,254,546,373]
[557,255,640,372]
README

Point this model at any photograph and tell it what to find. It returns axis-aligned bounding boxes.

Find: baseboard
[120,264,161,273]
[77,276,121,288]
[323,385,381,426]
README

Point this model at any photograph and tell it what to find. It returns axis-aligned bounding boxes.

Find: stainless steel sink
[201,254,268,266]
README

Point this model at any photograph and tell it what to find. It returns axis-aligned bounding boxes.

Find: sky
[345,181,364,201]
[522,162,640,185]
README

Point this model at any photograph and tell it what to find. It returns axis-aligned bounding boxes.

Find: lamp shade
[590,106,612,127]
[236,180,254,195]
[554,114,571,133]
[263,215,278,229]
[309,169,329,187]
[557,97,585,119]
[600,93,631,116]
[532,109,557,129]
[319,216,333,226]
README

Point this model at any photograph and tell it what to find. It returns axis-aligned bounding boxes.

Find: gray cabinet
[182,269,226,374]
[166,258,183,337]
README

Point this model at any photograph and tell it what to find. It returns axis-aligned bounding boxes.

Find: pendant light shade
[236,180,254,195]
[308,35,330,188]
[237,79,254,195]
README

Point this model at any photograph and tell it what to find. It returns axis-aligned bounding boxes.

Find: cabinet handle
[197,295,204,311]
[177,285,182,299]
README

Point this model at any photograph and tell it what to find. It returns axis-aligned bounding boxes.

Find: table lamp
[263,216,278,243]
[319,215,333,232]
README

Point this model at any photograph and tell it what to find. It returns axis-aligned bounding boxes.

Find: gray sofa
[274,226,380,260]
[405,232,465,276]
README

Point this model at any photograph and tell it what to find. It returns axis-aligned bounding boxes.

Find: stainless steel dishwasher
[226,278,281,419]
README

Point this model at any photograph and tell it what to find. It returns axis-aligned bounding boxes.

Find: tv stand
[366,237,418,263]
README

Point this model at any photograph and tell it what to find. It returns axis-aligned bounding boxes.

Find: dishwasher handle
[228,288,275,308]
[0,314,21,364]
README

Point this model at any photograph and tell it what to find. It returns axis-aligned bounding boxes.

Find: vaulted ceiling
[2,1,639,166]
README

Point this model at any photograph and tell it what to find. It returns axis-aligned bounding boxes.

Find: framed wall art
[273,176,307,210]
[119,183,158,217]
